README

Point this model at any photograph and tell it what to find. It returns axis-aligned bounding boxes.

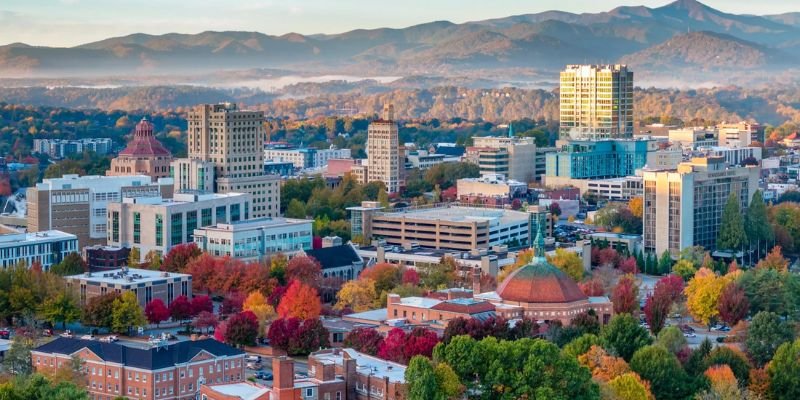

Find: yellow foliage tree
[243,291,275,335]
[607,372,655,400]
[335,279,378,312]
[685,267,728,326]
[628,197,644,219]
[498,248,534,283]
[548,248,584,282]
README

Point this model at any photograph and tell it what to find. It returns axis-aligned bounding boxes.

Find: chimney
[387,294,401,305]
[472,268,481,295]
[272,356,295,400]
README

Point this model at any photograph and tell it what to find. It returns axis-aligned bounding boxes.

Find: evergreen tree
[717,192,746,251]
[635,250,645,273]
[658,250,673,275]
[745,190,774,255]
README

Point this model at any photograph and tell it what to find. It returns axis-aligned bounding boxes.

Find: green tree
[127,247,141,267]
[285,198,307,219]
[111,291,146,335]
[745,190,773,250]
[745,311,794,367]
[630,345,693,400]
[717,193,746,251]
[49,252,86,276]
[405,356,441,400]
[768,339,800,400]
[607,373,654,400]
[658,251,673,275]
[601,314,652,361]
[563,333,601,359]
[655,326,687,355]
[3,335,34,375]
[703,346,751,385]
[671,259,696,281]
[39,291,81,330]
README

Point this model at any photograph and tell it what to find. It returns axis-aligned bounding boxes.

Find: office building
[472,131,549,183]
[585,176,643,201]
[717,122,762,147]
[545,138,658,182]
[405,150,446,170]
[642,157,760,256]
[363,204,529,251]
[107,192,251,263]
[33,138,113,159]
[82,245,131,271]
[65,267,192,307]
[193,217,313,261]
[26,174,173,248]
[700,146,762,166]
[171,158,216,193]
[263,146,351,169]
[668,127,717,150]
[559,64,634,139]
[0,229,78,270]
[107,118,173,179]
[32,338,244,400]
[187,103,280,218]
[366,104,403,194]
[457,174,528,202]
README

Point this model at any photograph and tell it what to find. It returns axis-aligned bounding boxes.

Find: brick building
[32,337,245,400]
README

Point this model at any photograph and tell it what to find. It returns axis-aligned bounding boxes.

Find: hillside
[0,0,798,83]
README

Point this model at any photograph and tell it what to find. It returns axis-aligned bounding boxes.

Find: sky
[1,0,798,47]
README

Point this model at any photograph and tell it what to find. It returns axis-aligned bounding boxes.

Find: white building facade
[193,217,313,261]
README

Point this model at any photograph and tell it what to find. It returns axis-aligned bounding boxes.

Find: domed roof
[118,118,172,157]
[496,211,586,304]
[496,259,587,303]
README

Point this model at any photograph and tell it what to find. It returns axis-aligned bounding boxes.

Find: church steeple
[532,212,546,261]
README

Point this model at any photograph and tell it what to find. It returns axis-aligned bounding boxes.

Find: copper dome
[497,260,587,304]
[118,118,172,157]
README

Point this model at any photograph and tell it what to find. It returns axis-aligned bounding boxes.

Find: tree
[190,295,213,317]
[717,193,746,251]
[671,259,696,282]
[221,291,246,315]
[285,198,307,218]
[767,339,800,400]
[81,292,120,329]
[267,318,330,356]
[746,311,794,367]
[685,268,727,327]
[563,334,602,359]
[359,263,403,293]
[39,291,80,330]
[405,356,439,400]
[343,327,384,356]
[644,290,672,335]
[745,190,773,248]
[277,280,322,320]
[242,291,275,336]
[285,255,322,288]
[49,252,86,276]
[402,269,420,286]
[224,311,259,347]
[601,314,652,361]
[144,298,169,327]
[654,274,685,303]
[548,248,584,281]
[111,291,145,335]
[630,345,693,400]
[611,274,639,315]
[550,202,562,217]
[161,243,201,272]
[127,247,141,267]
[3,334,34,375]
[717,283,749,326]
[628,197,644,219]
[658,251,673,275]
[756,246,789,272]
[607,372,654,400]
[703,346,751,385]
[335,279,378,312]
[192,311,218,333]
[168,295,192,323]
[145,250,162,269]
[655,327,687,355]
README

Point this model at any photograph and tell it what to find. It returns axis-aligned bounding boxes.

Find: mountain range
[1,0,799,85]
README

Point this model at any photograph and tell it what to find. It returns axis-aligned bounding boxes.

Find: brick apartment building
[32,337,245,400]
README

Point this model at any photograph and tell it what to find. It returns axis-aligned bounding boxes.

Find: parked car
[246,355,262,363]
[683,332,696,338]
[0,328,10,339]
[100,335,118,343]
[246,362,262,370]
[60,330,74,338]
[254,371,273,380]
[42,329,53,337]
[80,334,96,340]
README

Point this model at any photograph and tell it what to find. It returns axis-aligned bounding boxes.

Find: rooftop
[66,267,190,285]
[343,308,388,324]
[204,382,270,400]
[118,118,172,157]
[304,244,361,271]
[0,229,76,245]
[377,205,529,225]
[196,217,311,232]
[121,192,247,206]
[312,348,406,383]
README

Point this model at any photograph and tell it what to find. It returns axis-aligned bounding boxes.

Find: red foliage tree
[286,255,322,288]
[401,269,420,286]
[168,295,192,323]
[276,280,322,320]
[266,317,300,352]
[717,282,750,326]
[192,311,218,333]
[240,262,276,296]
[377,327,439,364]
[611,274,638,315]
[213,320,227,342]
[267,318,330,356]
[653,274,685,303]
[618,257,638,274]
[191,295,213,317]
[223,311,259,347]
[185,253,218,293]
[377,328,407,363]
[343,327,384,356]
[595,247,620,268]
[643,291,672,335]
[221,292,246,315]
[161,243,202,272]
[267,285,288,308]
[144,298,169,327]
[579,279,605,296]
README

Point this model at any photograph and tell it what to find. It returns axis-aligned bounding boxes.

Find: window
[336,392,342,400]
[133,212,141,244]
[155,214,164,246]
[306,388,314,397]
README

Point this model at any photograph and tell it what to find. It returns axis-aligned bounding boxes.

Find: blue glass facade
[545,139,654,179]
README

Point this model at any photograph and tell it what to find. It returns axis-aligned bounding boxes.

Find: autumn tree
[717,282,749,326]
[168,295,192,324]
[221,291,246,315]
[402,269,420,286]
[223,311,259,347]
[671,259,696,282]
[628,197,643,219]
[144,299,169,327]
[359,263,403,293]
[242,291,275,336]
[702,346,751,385]
[717,192,746,251]
[161,243,201,272]
[277,280,322,320]
[378,327,439,364]
[49,252,86,276]
[335,278,378,312]
[643,290,672,335]
[548,248,584,281]
[578,345,631,382]
[579,278,605,296]
[267,317,330,356]
[192,311,218,333]
[756,246,789,271]
[607,372,654,400]
[285,255,322,288]
[38,291,80,330]
[127,247,141,267]
[190,295,213,317]
[81,292,120,329]
[685,268,727,327]
[111,291,145,335]
[767,339,800,400]
[343,327,384,356]
[611,274,639,315]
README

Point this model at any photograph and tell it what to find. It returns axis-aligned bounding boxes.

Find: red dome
[118,118,172,157]
[497,259,587,304]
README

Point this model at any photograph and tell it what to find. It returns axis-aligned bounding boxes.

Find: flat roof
[206,383,270,400]
[0,230,76,245]
[66,267,190,285]
[313,349,406,383]
[589,232,642,240]
[343,308,388,323]
[356,245,508,262]
[196,217,311,232]
[376,205,528,225]
[396,296,441,309]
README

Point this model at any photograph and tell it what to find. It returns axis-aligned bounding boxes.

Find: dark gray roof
[433,146,465,157]
[305,245,361,270]
[34,338,243,370]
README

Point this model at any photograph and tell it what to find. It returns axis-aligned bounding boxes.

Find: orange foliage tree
[578,345,631,382]
[277,280,322,320]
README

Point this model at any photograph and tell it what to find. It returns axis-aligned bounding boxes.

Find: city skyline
[2,0,798,47]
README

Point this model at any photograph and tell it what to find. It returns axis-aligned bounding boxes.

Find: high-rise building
[472,128,553,182]
[559,64,634,140]
[33,138,113,159]
[366,104,403,194]
[107,118,173,179]
[187,103,280,218]
[26,174,173,248]
[642,156,760,256]
[170,158,215,193]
